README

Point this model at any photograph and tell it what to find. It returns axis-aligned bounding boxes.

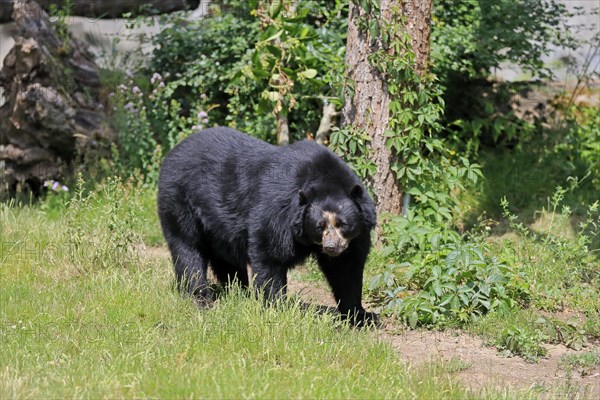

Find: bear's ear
[298,189,308,205]
[350,184,363,198]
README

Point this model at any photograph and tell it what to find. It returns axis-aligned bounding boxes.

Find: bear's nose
[323,243,343,257]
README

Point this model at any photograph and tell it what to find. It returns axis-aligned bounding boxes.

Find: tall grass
[1,179,510,399]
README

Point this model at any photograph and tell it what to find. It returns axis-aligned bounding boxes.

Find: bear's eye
[316,221,326,232]
[337,220,346,229]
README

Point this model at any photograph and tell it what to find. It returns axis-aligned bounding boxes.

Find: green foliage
[499,192,600,312]
[461,98,600,222]
[111,79,159,183]
[108,70,215,183]
[538,316,588,351]
[48,0,73,52]
[149,12,271,139]
[329,125,376,183]
[431,0,577,81]
[148,1,347,142]
[555,104,600,188]
[369,214,526,328]
[239,1,347,134]
[431,1,584,153]
[369,183,599,341]
[495,316,589,362]
[62,177,146,271]
[497,326,548,362]
[559,351,600,375]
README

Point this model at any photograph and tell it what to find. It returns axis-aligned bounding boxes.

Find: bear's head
[298,184,376,256]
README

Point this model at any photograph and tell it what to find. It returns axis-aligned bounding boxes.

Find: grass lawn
[1,181,507,399]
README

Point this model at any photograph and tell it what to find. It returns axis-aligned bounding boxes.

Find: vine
[345,0,482,224]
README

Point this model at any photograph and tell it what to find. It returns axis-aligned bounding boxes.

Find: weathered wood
[0,0,200,23]
[0,0,114,194]
[315,102,337,145]
[341,0,432,218]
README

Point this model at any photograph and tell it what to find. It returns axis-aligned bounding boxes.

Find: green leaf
[298,69,318,79]
[264,30,284,43]
[408,311,418,328]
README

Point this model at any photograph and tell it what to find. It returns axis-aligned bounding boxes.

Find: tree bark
[0,0,200,23]
[341,0,432,217]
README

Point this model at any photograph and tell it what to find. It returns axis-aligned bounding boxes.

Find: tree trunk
[0,0,200,23]
[341,0,432,217]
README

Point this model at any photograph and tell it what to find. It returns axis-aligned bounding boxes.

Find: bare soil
[287,272,600,398]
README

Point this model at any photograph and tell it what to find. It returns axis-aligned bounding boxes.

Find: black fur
[157,127,377,326]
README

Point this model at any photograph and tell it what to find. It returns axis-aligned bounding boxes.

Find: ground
[287,266,600,398]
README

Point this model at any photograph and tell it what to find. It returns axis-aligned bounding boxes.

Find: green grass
[559,351,600,375]
[1,180,511,399]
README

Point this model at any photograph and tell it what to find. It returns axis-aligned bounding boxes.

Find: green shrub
[148,1,347,142]
[432,0,577,81]
[559,351,600,375]
[497,326,548,362]
[369,213,528,328]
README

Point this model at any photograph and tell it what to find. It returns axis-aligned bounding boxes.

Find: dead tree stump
[0,0,114,195]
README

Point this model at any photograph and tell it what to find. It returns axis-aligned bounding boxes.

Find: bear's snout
[322,235,348,257]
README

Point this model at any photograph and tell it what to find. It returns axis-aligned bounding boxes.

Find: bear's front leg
[316,232,379,327]
[251,261,288,303]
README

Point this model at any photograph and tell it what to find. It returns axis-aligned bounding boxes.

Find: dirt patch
[287,274,337,308]
[378,327,599,397]
[287,271,600,398]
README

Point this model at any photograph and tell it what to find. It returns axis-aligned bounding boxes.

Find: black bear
[157,127,377,325]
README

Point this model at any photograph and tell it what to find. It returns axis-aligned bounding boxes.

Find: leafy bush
[105,1,350,182]
[431,0,577,81]
[369,213,528,328]
[497,325,548,362]
[370,183,599,333]
[148,1,347,142]
[555,104,600,188]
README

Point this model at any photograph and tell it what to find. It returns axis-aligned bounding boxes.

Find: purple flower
[124,102,134,110]
[191,125,203,131]
[52,181,59,191]
[197,110,208,119]
[159,81,165,88]
[202,118,209,124]
[43,180,52,188]
[61,185,69,192]
[151,72,163,84]
[132,86,141,95]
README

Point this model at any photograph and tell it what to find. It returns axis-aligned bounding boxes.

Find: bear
[157,127,377,326]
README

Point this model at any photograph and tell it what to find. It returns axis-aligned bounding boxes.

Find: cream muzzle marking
[321,211,349,257]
